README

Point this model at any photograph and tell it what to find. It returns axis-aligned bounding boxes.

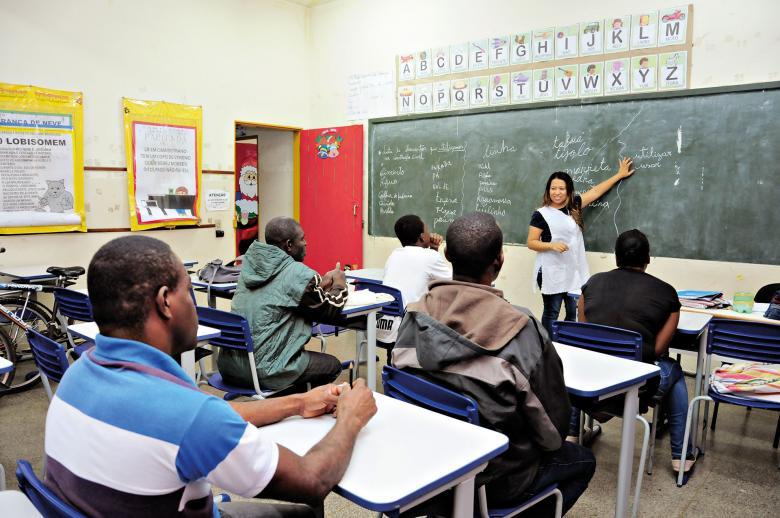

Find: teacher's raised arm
[580,157,634,207]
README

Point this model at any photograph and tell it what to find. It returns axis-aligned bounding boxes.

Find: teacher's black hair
[543,171,583,229]
[615,229,651,268]
[88,235,181,334]
[445,212,503,279]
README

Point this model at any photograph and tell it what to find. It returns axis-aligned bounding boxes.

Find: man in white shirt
[379,215,452,344]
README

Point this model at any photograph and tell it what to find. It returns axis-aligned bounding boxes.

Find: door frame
[234,120,302,220]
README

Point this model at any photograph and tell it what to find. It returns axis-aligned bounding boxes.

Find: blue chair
[16,459,85,517]
[552,321,652,514]
[26,329,70,402]
[352,280,404,375]
[53,288,94,357]
[195,306,290,399]
[678,319,780,486]
[382,366,563,518]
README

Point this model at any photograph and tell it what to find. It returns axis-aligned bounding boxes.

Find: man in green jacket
[218,217,348,391]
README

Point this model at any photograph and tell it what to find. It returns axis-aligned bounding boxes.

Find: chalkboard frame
[368,80,780,240]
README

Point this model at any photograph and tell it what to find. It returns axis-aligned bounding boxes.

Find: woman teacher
[527,157,634,337]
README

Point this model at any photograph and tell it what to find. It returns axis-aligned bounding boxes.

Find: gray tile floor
[1,331,778,517]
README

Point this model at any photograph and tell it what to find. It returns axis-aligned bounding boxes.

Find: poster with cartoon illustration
[604,58,630,95]
[510,71,532,103]
[510,32,532,65]
[450,43,469,73]
[631,11,658,49]
[433,81,451,111]
[489,36,510,68]
[235,141,258,254]
[450,79,469,108]
[631,54,658,92]
[533,67,555,101]
[532,29,554,62]
[658,51,688,90]
[415,49,432,79]
[489,74,509,105]
[398,53,415,81]
[123,98,201,230]
[432,47,450,76]
[580,20,604,55]
[398,86,415,114]
[469,39,489,71]
[0,83,85,234]
[555,65,578,99]
[555,24,579,59]
[415,83,433,113]
[314,129,343,159]
[658,6,688,46]
[604,15,631,53]
[469,76,489,107]
[579,62,604,97]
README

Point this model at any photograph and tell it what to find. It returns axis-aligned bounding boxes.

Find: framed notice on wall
[0,83,86,234]
[123,98,202,230]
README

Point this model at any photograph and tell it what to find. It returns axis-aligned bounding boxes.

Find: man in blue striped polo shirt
[44,235,376,517]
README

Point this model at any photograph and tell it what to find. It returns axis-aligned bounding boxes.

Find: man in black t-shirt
[578,229,695,473]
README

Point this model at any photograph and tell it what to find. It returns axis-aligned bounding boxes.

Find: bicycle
[0,266,86,394]
[0,282,53,394]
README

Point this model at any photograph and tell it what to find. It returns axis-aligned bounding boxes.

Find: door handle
[353,204,358,216]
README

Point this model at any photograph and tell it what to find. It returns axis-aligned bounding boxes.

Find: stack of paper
[677,290,729,309]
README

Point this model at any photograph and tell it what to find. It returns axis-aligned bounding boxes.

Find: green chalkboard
[368,83,780,265]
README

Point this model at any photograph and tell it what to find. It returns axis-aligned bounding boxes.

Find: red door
[300,125,363,275]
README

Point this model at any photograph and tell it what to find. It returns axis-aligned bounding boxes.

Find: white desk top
[682,304,778,326]
[190,274,237,290]
[554,342,660,399]
[677,312,712,334]
[255,392,507,512]
[0,356,12,374]
[68,322,220,342]
[0,490,42,517]
[345,268,384,282]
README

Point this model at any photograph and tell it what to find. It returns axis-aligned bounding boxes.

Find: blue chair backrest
[195,306,253,353]
[382,366,480,425]
[706,318,780,363]
[26,329,70,384]
[353,280,404,317]
[552,321,643,361]
[16,459,86,517]
[53,288,93,322]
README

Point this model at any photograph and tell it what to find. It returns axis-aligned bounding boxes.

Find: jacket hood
[240,241,295,288]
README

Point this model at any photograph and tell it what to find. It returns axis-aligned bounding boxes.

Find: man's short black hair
[445,212,503,278]
[615,229,650,268]
[394,214,424,246]
[265,217,301,247]
[88,236,181,334]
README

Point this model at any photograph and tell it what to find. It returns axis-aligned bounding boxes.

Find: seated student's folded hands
[299,383,342,418]
[333,379,377,428]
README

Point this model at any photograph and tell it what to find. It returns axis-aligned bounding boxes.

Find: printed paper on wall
[580,20,604,55]
[469,40,489,71]
[416,49,432,79]
[450,43,469,73]
[555,65,578,99]
[451,79,469,109]
[432,47,450,76]
[555,24,579,59]
[398,86,415,114]
[415,83,433,113]
[469,76,489,107]
[658,51,688,90]
[532,29,555,62]
[0,83,85,234]
[604,58,630,95]
[604,15,631,53]
[631,11,658,49]
[510,71,532,103]
[433,81,451,111]
[533,67,555,101]
[489,36,510,68]
[631,54,658,92]
[123,98,202,230]
[580,62,604,97]
[398,53,416,81]
[658,6,688,46]
[489,74,509,105]
[510,32,532,65]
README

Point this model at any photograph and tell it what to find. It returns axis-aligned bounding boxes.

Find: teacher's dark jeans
[541,292,578,339]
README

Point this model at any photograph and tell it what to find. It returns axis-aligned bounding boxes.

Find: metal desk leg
[691,327,708,451]
[451,476,476,518]
[208,291,217,309]
[616,385,639,518]
[366,310,377,391]
[181,349,196,382]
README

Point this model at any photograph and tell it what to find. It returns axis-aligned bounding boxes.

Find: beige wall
[0,0,310,267]
[308,0,780,316]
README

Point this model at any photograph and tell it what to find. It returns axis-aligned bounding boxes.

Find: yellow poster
[123,98,202,230]
[0,83,86,234]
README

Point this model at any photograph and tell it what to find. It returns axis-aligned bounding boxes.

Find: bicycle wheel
[0,297,52,393]
[0,325,17,392]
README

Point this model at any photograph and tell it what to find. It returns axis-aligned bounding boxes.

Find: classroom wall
[254,129,296,239]
[307,0,780,316]
[0,0,310,267]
